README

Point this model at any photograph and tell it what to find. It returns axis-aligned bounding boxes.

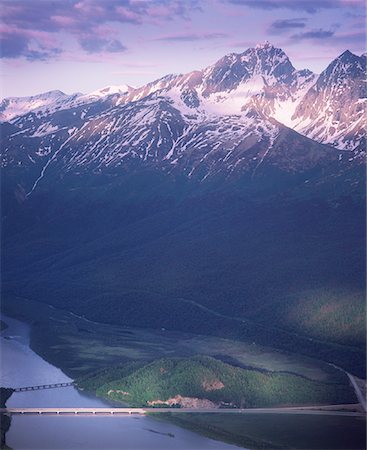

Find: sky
[1,0,366,98]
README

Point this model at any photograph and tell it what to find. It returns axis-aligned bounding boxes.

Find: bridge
[14,382,74,392]
[0,406,364,417]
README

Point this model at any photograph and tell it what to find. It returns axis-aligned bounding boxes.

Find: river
[1,315,239,450]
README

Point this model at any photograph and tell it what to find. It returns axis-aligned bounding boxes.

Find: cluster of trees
[77,356,354,408]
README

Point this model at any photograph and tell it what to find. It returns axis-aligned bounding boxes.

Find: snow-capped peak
[255,40,274,50]
[85,85,132,98]
[0,90,78,122]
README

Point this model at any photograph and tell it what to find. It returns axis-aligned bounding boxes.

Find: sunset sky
[1,0,365,98]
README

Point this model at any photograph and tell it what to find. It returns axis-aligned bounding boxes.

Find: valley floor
[1,296,366,449]
[2,296,349,382]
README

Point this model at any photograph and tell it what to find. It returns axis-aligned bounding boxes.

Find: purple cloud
[79,35,126,54]
[0,0,199,60]
[269,18,308,34]
[292,29,335,40]
[0,24,62,60]
[0,31,29,59]
[105,39,126,52]
[24,48,62,61]
[327,30,366,45]
[226,0,365,13]
[154,32,228,42]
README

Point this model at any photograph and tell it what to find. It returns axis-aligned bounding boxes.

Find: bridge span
[0,406,364,417]
[14,382,74,392]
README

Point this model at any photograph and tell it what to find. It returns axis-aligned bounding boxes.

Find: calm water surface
[1,315,240,450]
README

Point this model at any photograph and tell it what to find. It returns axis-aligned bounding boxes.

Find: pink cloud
[94,24,120,38]
[0,24,59,47]
[51,15,78,27]
[340,0,365,4]
[74,1,105,16]
[116,6,141,22]
[148,6,174,18]
[335,30,365,38]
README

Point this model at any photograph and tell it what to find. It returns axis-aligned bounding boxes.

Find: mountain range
[1,43,365,376]
[1,42,365,184]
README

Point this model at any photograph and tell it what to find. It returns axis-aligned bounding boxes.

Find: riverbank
[0,414,12,450]
[0,315,238,450]
[2,298,365,449]
[0,388,14,450]
[153,412,367,450]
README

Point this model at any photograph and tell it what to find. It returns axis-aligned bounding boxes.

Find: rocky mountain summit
[292,50,366,151]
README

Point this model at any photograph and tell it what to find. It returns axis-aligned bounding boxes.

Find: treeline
[76,361,147,393]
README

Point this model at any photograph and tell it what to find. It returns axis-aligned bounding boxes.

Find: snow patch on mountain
[202,75,266,115]
[271,72,318,127]
[31,122,60,137]
[81,84,132,100]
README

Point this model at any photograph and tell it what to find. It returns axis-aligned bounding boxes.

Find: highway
[0,406,365,417]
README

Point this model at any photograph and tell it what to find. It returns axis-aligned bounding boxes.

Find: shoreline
[0,314,242,449]
[1,312,366,450]
[0,303,360,408]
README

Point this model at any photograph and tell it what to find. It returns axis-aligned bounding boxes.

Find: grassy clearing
[3,296,344,384]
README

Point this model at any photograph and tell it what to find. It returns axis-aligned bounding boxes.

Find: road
[327,362,366,413]
[347,373,366,412]
[0,406,364,417]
